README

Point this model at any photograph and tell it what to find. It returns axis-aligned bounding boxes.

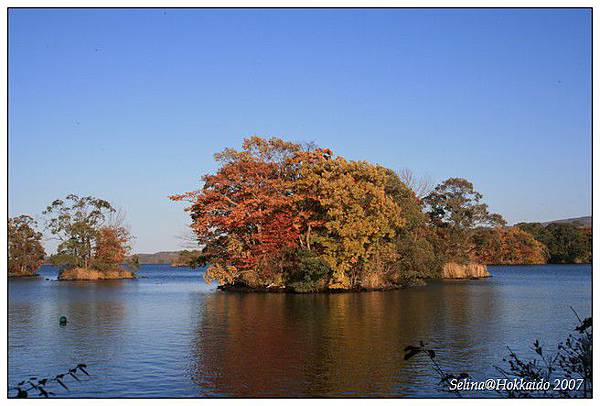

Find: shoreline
[8,274,40,279]
[215,275,494,294]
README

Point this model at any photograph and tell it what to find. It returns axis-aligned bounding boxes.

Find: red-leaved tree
[171,137,313,287]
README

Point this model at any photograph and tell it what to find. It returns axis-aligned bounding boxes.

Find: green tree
[423,178,505,263]
[514,222,547,240]
[541,223,589,263]
[283,249,331,292]
[43,194,115,269]
[381,169,441,280]
[8,215,46,277]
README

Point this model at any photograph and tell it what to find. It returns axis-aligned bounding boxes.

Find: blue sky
[9,8,591,253]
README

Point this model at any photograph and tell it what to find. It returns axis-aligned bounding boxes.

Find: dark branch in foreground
[405,314,592,398]
[10,364,91,398]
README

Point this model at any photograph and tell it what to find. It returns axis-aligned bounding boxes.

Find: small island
[45,195,139,281]
[170,137,590,293]
[9,195,139,281]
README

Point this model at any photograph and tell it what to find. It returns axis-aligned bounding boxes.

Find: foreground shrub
[405,313,592,398]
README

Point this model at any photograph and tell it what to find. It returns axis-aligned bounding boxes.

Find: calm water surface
[8,264,591,397]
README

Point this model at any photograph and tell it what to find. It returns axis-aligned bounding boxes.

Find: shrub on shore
[404,314,592,398]
[58,267,135,281]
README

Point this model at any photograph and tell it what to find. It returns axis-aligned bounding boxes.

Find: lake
[8,264,591,398]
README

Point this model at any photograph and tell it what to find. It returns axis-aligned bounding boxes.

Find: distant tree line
[462,221,591,266]
[514,222,591,264]
[470,226,548,265]
[172,250,203,267]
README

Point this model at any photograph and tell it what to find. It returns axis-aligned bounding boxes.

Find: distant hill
[132,251,182,264]
[542,216,591,228]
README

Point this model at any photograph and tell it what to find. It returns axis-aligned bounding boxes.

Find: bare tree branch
[397,168,433,198]
[175,228,201,249]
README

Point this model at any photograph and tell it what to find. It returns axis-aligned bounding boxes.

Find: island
[9,194,140,281]
[169,137,590,293]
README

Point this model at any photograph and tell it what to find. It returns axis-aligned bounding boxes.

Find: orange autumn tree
[171,137,309,287]
[290,149,405,289]
[92,226,133,271]
[470,226,548,265]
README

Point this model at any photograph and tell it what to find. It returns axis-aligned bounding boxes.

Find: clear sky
[9,8,591,254]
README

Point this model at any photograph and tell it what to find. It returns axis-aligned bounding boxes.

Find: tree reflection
[189,284,501,397]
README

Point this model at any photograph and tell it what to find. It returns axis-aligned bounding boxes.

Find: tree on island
[172,138,307,287]
[43,194,137,280]
[8,215,46,277]
[92,226,134,271]
[422,178,506,264]
[422,179,548,266]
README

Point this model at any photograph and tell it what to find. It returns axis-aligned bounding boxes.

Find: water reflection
[190,282,502,397]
